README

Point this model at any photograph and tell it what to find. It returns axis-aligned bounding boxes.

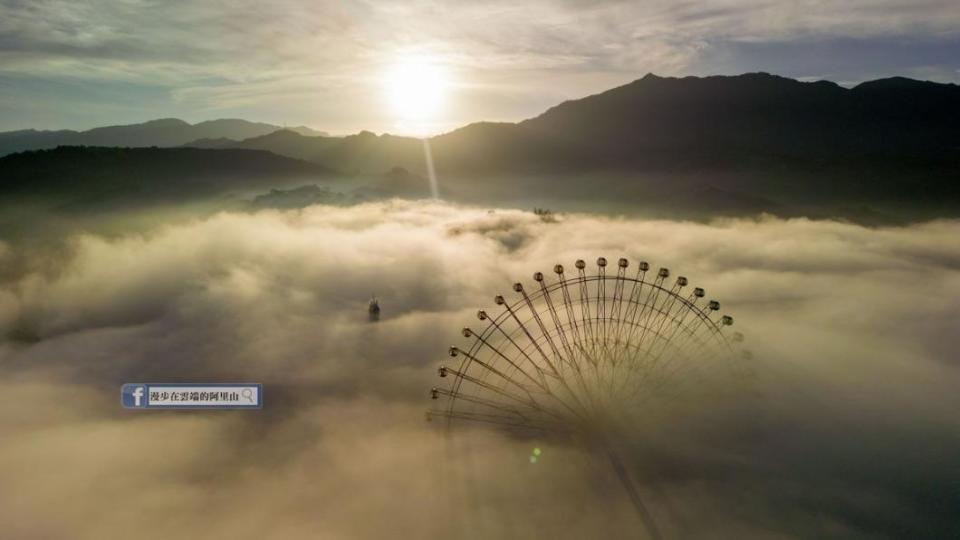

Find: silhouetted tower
[368,295,381,322]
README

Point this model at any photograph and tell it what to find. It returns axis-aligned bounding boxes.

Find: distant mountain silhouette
[220,73,959,216]
[497,73,958,171]
[2,73,958,221]
[215,73,958,177]
[0,119,326,156]
[181,137,240,149]
[232,129,421,175]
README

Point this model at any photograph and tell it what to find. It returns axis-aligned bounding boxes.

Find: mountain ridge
[0,118,327,156]
[176,72,957,178]
[2,73,957,222]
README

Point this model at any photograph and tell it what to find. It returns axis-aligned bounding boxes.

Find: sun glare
[384,57,449,127]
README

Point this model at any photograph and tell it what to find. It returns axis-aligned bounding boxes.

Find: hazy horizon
[5,70,957,138]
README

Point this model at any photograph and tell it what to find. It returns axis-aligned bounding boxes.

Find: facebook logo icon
[120,382,262,409]
[121,384,147,408]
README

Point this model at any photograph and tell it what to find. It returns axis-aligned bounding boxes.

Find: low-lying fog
[1,200,957,539]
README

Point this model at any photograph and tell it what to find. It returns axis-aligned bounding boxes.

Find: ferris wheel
[428,257,746,539]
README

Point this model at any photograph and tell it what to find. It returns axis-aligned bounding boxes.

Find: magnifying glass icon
[241,388,255,404]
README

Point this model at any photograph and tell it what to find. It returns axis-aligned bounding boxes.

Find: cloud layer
[1,200,959,538]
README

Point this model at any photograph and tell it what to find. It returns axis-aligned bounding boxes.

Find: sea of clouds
[0,200,957,539]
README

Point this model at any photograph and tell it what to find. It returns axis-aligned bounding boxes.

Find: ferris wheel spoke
[478,308,553,386]
[575,261,599,360]
[596,259,607,346]
[456,332,549,393]
[616,267,660,367]
[635,292,705,386]
[500,296,564,380]
[554,264,588,364]
[643,301,725,382]
[517,283,567,374]
[433,386,542,421]
[608,258,634,361]
[630,268,672,366]
[612,310,722,398]
[440,364,542,408]
[429,256,742,440]
[427,409,551,430]
[537,276,577,369]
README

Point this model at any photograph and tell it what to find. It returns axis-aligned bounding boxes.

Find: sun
[383,56,449,126]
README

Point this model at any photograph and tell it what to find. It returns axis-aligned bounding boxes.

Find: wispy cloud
[1,0,958,131]
[1,201,958,538]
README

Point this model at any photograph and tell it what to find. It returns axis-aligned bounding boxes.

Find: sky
[1,0,959,134]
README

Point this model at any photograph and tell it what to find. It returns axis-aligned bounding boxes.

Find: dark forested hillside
[0,146,330,206]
